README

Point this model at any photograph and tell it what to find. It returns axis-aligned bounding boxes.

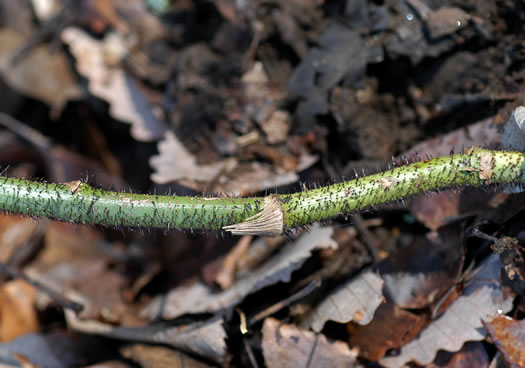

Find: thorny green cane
[0,147,523,236]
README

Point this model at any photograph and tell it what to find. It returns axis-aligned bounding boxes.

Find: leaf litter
[333,222,465,361]
[65,311,228,364]
[142,225,337,320]
[380,254,514,367]
[61,27,168,142]
[305,269,384,332]
[483,315,525,367]
[0,0,524,366]
[262,317,358,368]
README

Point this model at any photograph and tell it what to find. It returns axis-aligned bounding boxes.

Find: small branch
[0,148,523,235]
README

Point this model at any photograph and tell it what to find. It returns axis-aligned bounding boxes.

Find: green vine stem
[0,148,523,236]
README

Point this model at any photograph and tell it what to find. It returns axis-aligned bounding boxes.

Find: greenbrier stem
[0,148,524,236]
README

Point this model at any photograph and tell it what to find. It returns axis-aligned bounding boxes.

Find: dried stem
[0,148,523,236]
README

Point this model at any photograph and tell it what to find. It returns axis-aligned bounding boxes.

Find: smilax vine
[0,147,523,236]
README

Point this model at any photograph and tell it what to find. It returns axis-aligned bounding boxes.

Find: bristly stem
[0,148,523,236]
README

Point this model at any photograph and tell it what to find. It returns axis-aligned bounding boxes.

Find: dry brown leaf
[346,226,464,361]
[241,61,285,125]
[305,268,384,332]
[261,110,291,144]
[215,235,252,290]
[380,254,514,367]
[0,0,35,37]
[236,236,286,274]
[83,361,131,368]
[150,131,318,193]
[402,115,500,157]
[29,223,105,270]
[216,157,317,195]
[483,315,525,368]
[121,344,213,368]
[0,331,109,367]
[90,0,166,40]
[65,311,227,365]
[425,7,471,39]
[61,27,167,141]
[0,280,38,342]
[141,319,227,364]
[0,29,83,115]
[149,131,233,185]
[0,214,44,264]
[427,341,490,368]
[379,224,464,309]
[502,106,525,151]
[262,317,358,368]
[25,223,133,324]
[347,301,427,361]
[142,225,337,320]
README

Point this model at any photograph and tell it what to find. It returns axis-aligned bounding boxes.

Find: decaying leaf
[425,7,471,39]
[88,0,166,39]
[305,268,384,332]
[0,332,108,367]
[140,319,226,364]
[0,280,38,342]
[216,154,318,195]
[428,342,490,368]
[0,214,45,264]
[28,222,106,273]
[149,130,233,185]
[65,311,227,365]
[502,105,525,151]
[143,225,337,320]
[61,27,167,141]
[483,315,525,367]
[347,301,427,361]
[121,344,213,368]
[260,110,291,144]
[0,29,83,115]
[150,130,318,193]
[262,317,358,368]
[344,225,464,360]
[25,223,133,324]
[380,254,514,367]
[379,224,464,309]
[241,61,285,126]
[214,235,252,290]
[83,361,131,368]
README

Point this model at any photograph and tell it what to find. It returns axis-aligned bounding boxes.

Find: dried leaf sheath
[0,148,523,235]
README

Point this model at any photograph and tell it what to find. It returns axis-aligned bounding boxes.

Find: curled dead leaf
[483,315,525,367]
[380,254,514,367]
[143,225,337,320]
[150,131,232,185]
[306,269,384,332]
[262,317,358,368]
[62,27,167,142]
